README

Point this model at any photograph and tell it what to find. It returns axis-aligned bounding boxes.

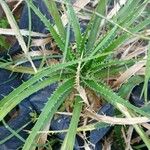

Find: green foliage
[44,0,66,40]
[61,96,83,150]
[86,0,107,52]
[118,75,144,99]
[142,42,150,103]
[84,79,150,117]
[27,0,66,52]
[65,0,82,53]
[0,75,61,121]
[22,78,74,150]
[0,0,150,149]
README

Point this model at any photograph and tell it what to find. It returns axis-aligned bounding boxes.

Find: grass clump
[0,0,150,149]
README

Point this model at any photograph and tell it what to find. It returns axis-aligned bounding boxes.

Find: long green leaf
[65,0,82,53]
[141,42,150,103]
[85,80,150,149]
[118,75,144,99]
[27,0,74,60]
[61,96,82,150]
[26,0,65,52]
[121,1,149,28]
[91,26,118,56]
[96,16,150,62]
[0,75,61,121]
[90,59,134,75]
[113,0,140,24]
[22,78,74,150]
[44,0,66,40]
[86,0,107,52]
[84,79,150,117]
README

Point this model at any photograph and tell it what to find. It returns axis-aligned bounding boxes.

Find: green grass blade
[121,1,148,28]
[84,79,150,117]
[95,16,150,62]
[133,124,150,149]
[61,96,82,150]
[27,0,74,60]
[86,0,107,52]
[0,75,61,121]
[60,23,71,76]
[44,0,66,40]
[63,23,71,63]
[118,75,144,99]
[27,2,32,50]
[133,17,150,32]
[22,78,74,150]
[26,0,65,52]
[91,26,118,56]
[80,14,94,55]
[113,0,140,24]
[141,42,150,103]
[90,59,134,75]
[65,0,82,53]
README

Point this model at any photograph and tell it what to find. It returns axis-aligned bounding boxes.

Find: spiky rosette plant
[0,0,150,149]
